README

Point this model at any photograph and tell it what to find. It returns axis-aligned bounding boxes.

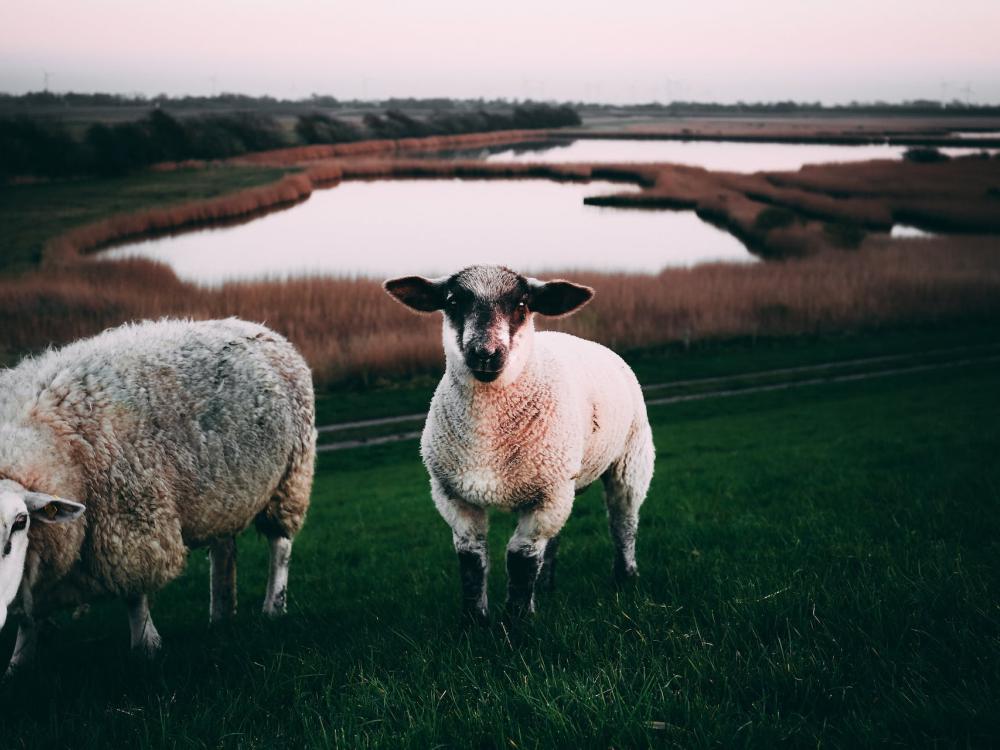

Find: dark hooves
[613,564,640,587]
[462,606,490,627]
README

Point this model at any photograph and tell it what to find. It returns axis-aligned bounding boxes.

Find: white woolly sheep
[384,265,655,621]
[0,318,315,672]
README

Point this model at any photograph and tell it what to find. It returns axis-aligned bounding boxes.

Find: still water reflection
[101,180,754,284]
[437,139,994,173]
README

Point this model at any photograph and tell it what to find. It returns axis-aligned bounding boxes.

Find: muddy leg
[433,479,490,624]
[505,492,572,618]
[537,535,561,593]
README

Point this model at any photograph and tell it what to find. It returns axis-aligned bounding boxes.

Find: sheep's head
[384,265,593,384]
[0,483,84,630]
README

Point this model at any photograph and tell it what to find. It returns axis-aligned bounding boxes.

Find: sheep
[384,265,654,621]
[0,318,315,672]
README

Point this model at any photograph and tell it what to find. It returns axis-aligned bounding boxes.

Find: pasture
[2,324,998,748]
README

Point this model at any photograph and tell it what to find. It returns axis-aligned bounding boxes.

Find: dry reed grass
[15,134,1000,389]
[230,130,549,167]
[5,236,999,388]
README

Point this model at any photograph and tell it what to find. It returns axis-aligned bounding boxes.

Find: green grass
[3,330,999,748]
[0,167,290,275]
[315,320,1000,429]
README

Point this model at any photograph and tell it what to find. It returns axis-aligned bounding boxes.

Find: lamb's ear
[23,492,85,524]
[527,278,594,317]
[383,275,448,312]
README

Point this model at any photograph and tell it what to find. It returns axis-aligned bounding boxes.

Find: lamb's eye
[447,296,458,308]
[517,301,527,310]
[11,514,27,532]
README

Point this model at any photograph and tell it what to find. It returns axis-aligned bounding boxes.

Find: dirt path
[316,345,1000,452]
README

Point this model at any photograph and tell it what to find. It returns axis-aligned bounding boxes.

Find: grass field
[2,325,998,748]
[0,167,289,275]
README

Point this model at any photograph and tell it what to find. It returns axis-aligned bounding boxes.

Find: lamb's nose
[470,343,497,360]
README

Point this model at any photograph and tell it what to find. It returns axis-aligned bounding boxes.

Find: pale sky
[2,0,998,104]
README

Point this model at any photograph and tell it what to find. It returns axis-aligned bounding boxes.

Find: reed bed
[43,172,317,266]
[230,129,549,167]
[4,235,999,388]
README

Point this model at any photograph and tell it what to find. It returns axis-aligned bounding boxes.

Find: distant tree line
[0,104,581,178]
[3,91,999,116]
[0,110,287,177]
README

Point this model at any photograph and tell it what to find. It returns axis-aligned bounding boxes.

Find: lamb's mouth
[470,368,502,383]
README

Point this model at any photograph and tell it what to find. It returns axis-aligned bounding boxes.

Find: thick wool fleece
[422,330,653,533]
[0,318,315,614]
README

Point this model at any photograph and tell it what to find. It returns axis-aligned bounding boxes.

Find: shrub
[0,118,85,178]
[753,206,798,232]
[294,113,362,144]
[823,222,866,249]
[903,147,950,163]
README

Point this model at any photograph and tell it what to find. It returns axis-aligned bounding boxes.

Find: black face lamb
[384,265,655,623]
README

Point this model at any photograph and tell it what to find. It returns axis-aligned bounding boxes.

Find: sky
[2,0,998,104]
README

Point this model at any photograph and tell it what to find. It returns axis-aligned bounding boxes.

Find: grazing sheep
[384,265,654,621]
[0,318,315,672]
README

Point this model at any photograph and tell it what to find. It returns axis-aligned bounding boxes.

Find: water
[439,139,994,172]
[891,225,937,238]
[101,180,753,284]
[951,131,1000,139]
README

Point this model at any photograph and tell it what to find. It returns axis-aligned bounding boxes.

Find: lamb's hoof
[262,589,288,618]
[613,564,639,587]
[131,632,163,661]
[461,606,490,627]
[210,608,238,625]
[502,598,537,625]
[4,660,27,680]
[72,604,91,621]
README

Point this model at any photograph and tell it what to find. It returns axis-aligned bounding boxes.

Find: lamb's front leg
[506,489,573,618]
[432,479,490,624]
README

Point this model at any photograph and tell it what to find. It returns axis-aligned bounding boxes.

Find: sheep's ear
[383,275,448,312]
[527,278,594,317]
[23,492,85,524]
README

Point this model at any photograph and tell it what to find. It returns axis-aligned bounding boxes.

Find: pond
[431,138,995,173]
[951,131,1000,139]
[100,179,754,284]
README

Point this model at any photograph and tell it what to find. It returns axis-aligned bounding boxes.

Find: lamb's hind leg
[602,425,654,583]
[263,536,292,617]
[209,536,237,623]
[258,436,314,618]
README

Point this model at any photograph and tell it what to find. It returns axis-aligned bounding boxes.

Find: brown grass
[229,130,551,167]
[13,132,999,389]
[5,235,999,388]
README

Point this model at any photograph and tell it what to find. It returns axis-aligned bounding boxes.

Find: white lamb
[0,318,315,672]
[384,265,654,621]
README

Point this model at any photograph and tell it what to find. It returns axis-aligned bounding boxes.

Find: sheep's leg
[432,480,490,624]
[6,560,40,675]
[209,536,238,623]
[7,619,37,674]
[127,594,162,658]
[537,535,561,593]
[506,493,573,617]
[263,537,293,617]
[602,429,654,583]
